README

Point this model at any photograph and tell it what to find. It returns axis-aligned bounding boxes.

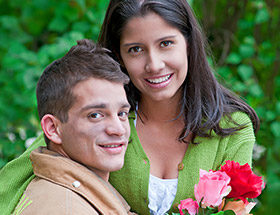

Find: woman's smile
[120,12,188,102]
[145,73,173,88]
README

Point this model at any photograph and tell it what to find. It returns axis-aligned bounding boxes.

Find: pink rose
[178,198,199,215]
[194,169,231,208]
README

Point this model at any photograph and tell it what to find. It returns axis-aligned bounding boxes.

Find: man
[13,39,133,214]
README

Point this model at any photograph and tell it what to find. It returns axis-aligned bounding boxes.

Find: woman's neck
[138,95,182,123]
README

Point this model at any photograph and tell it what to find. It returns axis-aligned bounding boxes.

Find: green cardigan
[0,111,255,215]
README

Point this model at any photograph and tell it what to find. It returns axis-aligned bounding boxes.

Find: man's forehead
[70,78,128,109]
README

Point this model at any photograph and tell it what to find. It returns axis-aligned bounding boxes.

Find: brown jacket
[14,147,135,215]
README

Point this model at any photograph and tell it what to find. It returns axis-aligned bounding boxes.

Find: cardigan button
[178,162,184,171]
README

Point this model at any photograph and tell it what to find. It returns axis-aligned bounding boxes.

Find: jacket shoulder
[14,177,99,215]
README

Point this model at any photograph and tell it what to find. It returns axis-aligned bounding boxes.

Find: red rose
[220,160,264,203]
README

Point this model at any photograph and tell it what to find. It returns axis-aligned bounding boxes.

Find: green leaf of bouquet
[223,210,236,215]
[211,211,224,215]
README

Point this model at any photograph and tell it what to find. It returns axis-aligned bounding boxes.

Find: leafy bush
[192,1,280,214]
[0,0,109,166]
[0,0,278,214]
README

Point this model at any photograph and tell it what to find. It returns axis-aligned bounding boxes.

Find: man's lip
[98,142,127,147]
[98,142,127,155]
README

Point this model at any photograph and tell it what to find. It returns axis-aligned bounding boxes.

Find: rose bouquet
[173,160,265,215]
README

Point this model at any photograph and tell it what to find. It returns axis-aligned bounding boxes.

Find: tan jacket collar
[30,147,130,214]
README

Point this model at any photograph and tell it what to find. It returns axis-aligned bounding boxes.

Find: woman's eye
[160,41,173,47]
[88,112,103,119]
[128,46,143,53]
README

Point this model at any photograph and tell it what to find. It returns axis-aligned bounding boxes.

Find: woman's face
[120,12,188,103]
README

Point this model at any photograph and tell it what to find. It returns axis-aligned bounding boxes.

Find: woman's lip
[144,73,173,88]
[145,73,173,80]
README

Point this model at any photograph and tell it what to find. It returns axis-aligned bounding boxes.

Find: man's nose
[105,117,126,136]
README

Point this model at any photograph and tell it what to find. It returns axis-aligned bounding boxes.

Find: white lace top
[148,174,178,215]
[134,109,178,214]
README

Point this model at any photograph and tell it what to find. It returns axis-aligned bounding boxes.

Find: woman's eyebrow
[121,42,143,47]
[155,35,177,43]
[122,35,177,47]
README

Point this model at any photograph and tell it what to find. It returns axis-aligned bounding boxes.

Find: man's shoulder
[13,177,98,214]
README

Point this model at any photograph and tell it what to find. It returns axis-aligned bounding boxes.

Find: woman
[0,0,258,214]
[98,0,259,214]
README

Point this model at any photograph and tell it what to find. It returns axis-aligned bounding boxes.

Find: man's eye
[118,111,129,119]
[128,46,143,53]
[160,41,173,47]
[88,112,103,119]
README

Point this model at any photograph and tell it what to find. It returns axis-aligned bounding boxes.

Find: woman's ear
[119,59,125,68]
[41,114,62,144]
[115,52,125,68]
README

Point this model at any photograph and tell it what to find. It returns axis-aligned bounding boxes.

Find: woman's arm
[0,133,46,215]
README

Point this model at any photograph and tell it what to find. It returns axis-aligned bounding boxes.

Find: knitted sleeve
[0,133,46,215]
[221,111,255,167]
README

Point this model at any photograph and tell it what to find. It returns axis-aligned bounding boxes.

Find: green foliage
[0,0,278,214]
[0,0,109,166]
[192,0,280,214]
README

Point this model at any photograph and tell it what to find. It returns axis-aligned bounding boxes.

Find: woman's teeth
[101,144,121,148]
[147,74,171,84]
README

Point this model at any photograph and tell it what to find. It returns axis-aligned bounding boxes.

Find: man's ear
[41,114,62,144]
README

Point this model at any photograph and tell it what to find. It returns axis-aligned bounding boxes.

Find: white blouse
[134,110,178,214]
[148,174,178,215]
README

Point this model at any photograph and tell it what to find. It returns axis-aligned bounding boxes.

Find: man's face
[58,77,130,181]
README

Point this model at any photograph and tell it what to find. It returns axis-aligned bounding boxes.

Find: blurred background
[0,0,279,214]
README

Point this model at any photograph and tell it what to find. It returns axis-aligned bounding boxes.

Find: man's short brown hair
[36,39,129,143]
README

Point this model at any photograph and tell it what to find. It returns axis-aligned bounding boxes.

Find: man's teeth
[101,144,121,148]
[147,75,171,84]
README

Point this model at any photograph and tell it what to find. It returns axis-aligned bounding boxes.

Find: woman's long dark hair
[98,0,259,143]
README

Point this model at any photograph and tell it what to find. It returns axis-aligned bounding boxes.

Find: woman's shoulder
[219,111,253,129]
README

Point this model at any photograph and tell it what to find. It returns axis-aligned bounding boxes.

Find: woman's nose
[145,50,165,73]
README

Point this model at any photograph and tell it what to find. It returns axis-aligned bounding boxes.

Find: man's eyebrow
[80,104,106,112]
[121,103,131,109]
[80,102,130,112]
